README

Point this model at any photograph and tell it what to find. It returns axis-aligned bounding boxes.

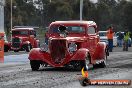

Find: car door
[87,26,98,54]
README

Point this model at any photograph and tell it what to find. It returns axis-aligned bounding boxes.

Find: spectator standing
[118,31,124,47]
[107,26,114,52]
[123,30,131,51]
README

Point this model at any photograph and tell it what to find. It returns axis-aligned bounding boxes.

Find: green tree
[96,1,112,30]
[122,1,132,31]
[4,0,39,33]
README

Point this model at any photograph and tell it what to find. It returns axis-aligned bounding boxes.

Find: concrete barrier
[0,32,4,62]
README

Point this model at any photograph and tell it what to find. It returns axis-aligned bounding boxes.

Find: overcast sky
[90,0,98,3]
[90,0,130,3]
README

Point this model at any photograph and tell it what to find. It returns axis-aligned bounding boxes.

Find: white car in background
[99,31,117,46]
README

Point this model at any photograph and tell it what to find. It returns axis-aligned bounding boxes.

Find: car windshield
[12,30,28,35]
[99,32,107,36]
[50,25,85,33]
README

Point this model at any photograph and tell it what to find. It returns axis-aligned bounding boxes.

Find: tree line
[4,0,132,34]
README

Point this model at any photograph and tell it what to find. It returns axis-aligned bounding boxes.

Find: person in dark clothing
[118,31,124,47]
[58,25,68,37]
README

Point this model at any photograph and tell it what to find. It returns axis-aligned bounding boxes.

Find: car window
[66,26,85,33]
[50,25,85,33]
[12,30,28,35]
[30,30,34,35]
[87,27,96,34]
[99,32,107,36]
[50,25,59,33]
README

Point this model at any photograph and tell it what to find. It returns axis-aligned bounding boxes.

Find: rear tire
[99,60,106,68]
[93,53,107,68]
[30,60,40,71]
[4,45,9,52]
[14,50,19,52]
[100,50,107,67]
[25,44,31,52]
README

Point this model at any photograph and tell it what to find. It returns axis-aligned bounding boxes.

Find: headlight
[40,43,48,52]
[68,42,77,53]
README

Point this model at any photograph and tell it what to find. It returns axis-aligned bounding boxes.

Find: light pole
[80,0,83,20]
[11,0,12,30]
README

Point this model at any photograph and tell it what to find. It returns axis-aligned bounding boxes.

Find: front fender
[71,48,89,60]
[28,48,90,67]
[28,48,42,60]
[28,48,50,61]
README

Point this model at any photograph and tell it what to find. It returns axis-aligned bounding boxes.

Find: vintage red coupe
[11,27,40,52]
[28,21,109,71]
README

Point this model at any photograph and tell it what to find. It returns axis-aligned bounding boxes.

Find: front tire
[30,60,40,71]
[14,50,19,52]
[79,54,90,71]
[25,44,32,52]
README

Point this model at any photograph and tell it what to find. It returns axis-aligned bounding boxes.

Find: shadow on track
[38,66,94,72]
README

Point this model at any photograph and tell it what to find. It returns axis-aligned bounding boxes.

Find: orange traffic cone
[79,67,91,86]
[81,67,89,78]
[0,32,4,63]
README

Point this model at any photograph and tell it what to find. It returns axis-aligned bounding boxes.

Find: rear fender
[34,39,40,48]
[94,42,107,60]
[71,48,89,60]
[98,42,107,50]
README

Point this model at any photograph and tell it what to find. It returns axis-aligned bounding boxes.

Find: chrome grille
[12,38,20,48]
[50,39,67,64]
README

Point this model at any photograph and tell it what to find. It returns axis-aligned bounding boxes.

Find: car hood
[49,36,87,42]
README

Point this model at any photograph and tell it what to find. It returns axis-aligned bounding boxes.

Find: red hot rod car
[11,27,40,52]
[28,21,109,71]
